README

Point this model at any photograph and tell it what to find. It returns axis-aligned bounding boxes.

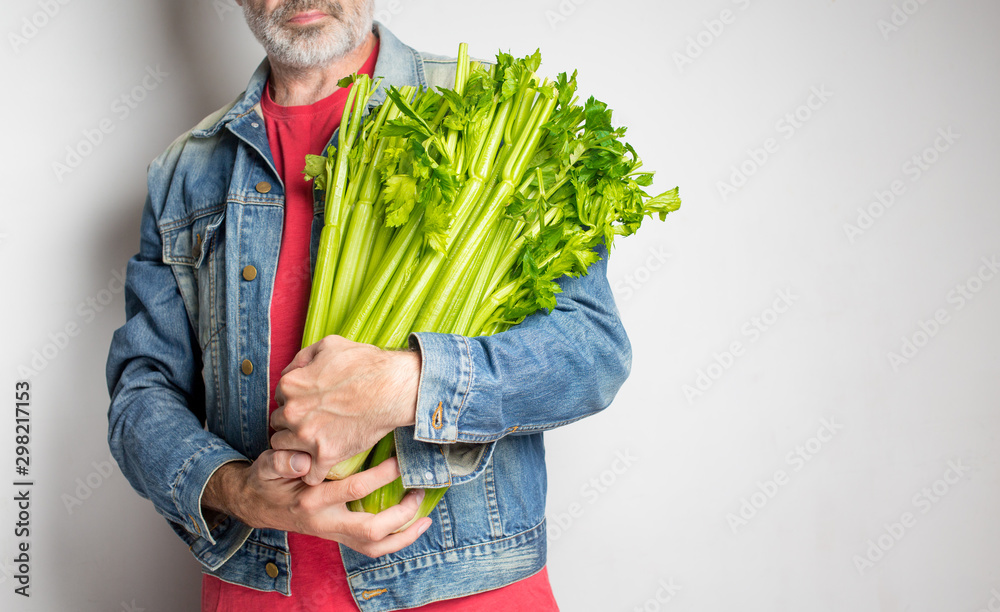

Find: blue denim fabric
[106,22,631,612]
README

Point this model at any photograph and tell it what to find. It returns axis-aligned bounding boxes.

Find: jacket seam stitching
[228,195,284,206]
[159,203,227,233]
[345,518,545,577]
[451,415,589,442]
[453,335,473,436]
[169,443,224,529]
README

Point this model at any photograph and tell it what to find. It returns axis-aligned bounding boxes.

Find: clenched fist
[270,335,421,486]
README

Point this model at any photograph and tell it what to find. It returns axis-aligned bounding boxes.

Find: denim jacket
[106,22,630,612]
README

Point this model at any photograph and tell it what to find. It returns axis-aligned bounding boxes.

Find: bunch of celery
[299,44,680,522]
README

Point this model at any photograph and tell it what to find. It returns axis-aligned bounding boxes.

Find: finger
[269,428,310,454]
[254,449,312,481]
[327,488,427,553]
[269,405,296,433]
[358,488,425,540]
[346,516,432,559]
[308,445,378,487]
[270,405,285,430]
[280,342,323,376]
[322,457,401,502]
[303,443,364,487]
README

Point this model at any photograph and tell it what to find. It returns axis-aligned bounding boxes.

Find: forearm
[106,202,254,556]
[199,448,432,559]
[108,366,251,538]
[201,461,251,526]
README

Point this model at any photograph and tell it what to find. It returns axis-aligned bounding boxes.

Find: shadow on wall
[40,2,264,611]
[162,0,267,121]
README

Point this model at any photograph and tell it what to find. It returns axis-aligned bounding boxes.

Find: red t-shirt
[201,40,559,612]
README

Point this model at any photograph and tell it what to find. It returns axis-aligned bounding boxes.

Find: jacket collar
[191,21,424,139]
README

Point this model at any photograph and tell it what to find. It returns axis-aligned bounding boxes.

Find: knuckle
[268,431,284,448]
[321,335,340,349]
[296,419,329,447]
[293,495,312,515]
[314,438,342,465]
[345,478,369,501]
[360,522,379,543]
[314,445,335,467]
[282,399,303,422]
[359,536,387,557]
[298,489,323,514]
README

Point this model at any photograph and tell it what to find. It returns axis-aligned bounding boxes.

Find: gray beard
[243,0,374,69]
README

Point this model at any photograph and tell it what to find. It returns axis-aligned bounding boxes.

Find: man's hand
[270,335,421,486]
[203,451,431,558]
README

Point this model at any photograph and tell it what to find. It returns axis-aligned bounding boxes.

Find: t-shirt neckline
[260,38,380,119]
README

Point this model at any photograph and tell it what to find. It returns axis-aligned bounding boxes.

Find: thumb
[256,449,312,481]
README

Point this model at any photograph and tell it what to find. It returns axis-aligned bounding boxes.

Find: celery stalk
[296,47,681,524]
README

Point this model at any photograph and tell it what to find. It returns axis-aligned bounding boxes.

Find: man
[106,1,631,609]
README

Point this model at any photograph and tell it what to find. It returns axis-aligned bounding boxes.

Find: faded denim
[106,22,631,612]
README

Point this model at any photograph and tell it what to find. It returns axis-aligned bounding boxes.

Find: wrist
[202,461,250,523]
[391,348,421,428]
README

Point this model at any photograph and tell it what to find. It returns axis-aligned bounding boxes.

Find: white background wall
[1,0,998,610]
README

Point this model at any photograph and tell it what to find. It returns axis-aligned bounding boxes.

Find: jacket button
[241,359,253,375]
[242,265,258,281]
[255,181,272,194]
[265,562,279,578]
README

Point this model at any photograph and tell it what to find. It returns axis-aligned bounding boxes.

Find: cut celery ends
[325,447,371,481]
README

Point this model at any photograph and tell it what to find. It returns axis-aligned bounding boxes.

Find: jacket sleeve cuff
[171,444,250,548]
[392,333,500,487]
[406,332,502,444]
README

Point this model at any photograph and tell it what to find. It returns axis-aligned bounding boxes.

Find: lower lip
[288,11,327,24]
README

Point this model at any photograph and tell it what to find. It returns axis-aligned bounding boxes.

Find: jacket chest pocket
[159,207,228,351]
